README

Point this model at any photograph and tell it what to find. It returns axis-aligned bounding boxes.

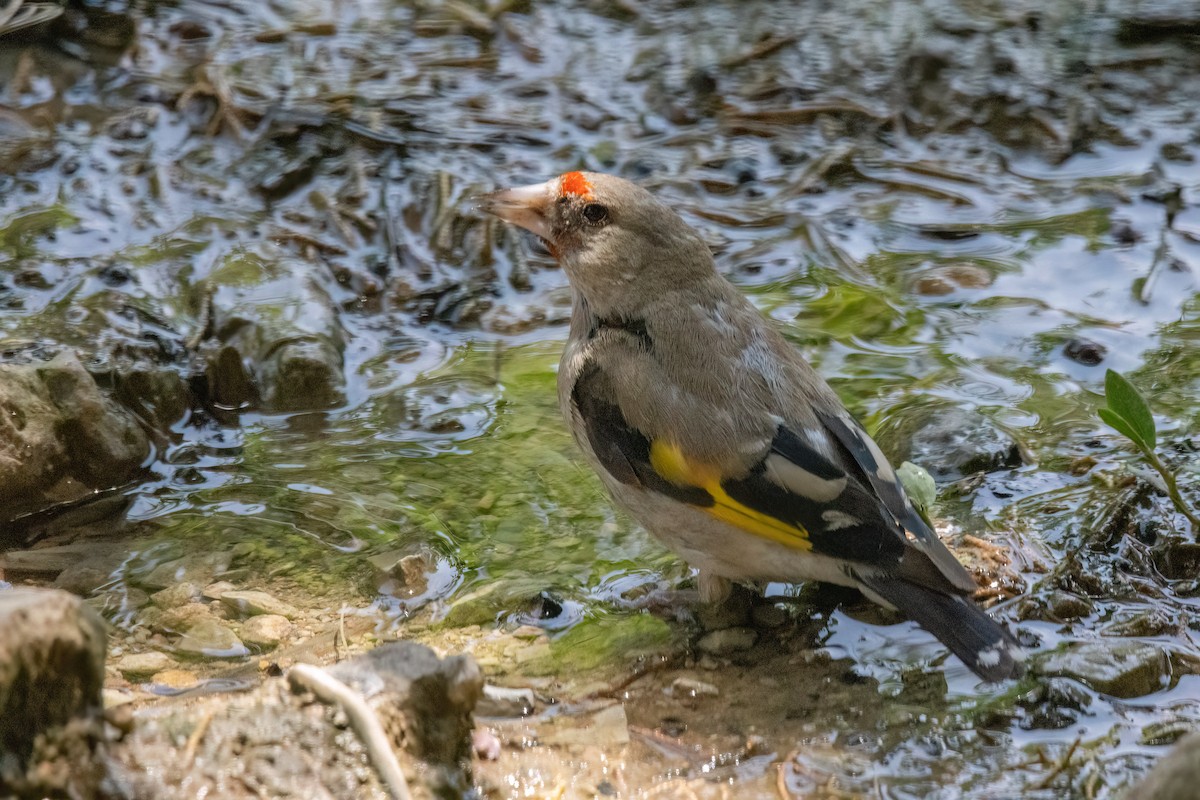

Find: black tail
[858,575,1024,682]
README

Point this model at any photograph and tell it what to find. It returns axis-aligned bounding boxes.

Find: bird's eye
[581,203,609,224]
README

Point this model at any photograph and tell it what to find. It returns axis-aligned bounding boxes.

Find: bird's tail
[857,574,1025,682]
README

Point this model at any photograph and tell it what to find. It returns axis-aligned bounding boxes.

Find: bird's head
[479,171,715,316]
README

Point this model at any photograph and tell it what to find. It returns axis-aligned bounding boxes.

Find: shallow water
[2,0,1200,796]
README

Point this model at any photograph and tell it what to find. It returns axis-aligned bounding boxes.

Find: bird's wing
[571,361,976,596]
[814,409,978,593]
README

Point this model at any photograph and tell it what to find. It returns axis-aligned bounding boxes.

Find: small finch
[480,171,1024,681]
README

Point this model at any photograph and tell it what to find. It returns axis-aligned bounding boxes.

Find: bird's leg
[608,572,764,629]
[697,571,732,605]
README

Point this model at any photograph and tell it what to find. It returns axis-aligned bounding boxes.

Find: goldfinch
[480,171,1024,681]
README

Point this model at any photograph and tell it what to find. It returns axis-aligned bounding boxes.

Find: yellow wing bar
[648,440,812,552]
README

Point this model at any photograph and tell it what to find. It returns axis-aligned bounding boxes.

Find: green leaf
[1103,369,1156,448]
[1098,408,1145,451]
[897,461,937,513]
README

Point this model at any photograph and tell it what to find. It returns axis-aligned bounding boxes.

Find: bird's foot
[610,585,702,622]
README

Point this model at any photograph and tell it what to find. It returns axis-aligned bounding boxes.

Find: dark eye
[581,203,609,224]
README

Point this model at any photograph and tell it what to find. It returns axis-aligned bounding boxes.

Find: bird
[479,170,1024,681]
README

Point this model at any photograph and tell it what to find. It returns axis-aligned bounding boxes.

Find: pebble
[511,625,545,641]
[513,642,552,665]
[1063,338,1107,366]
[1045,591,1094,621]
[479,685,537,717]
[115,651,175,680]
[201,580,236,600]
[240,614,292,648]
[913,262,993,295]
[670,676,720,698]
[218,590,300,620]
[150,581,200,609]
[540,704,630,748]
[150,669,200,690]
[696,627,758,656]
[473,729,502,760]
[102,689,137,708]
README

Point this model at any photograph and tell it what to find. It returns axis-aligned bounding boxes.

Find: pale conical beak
[477,179,555,242]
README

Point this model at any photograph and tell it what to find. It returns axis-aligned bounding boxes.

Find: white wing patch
[805,426,833,457]
[863,434,897,482]
[765,453,847,502]
[976,645,1002,668]
[838,412,898,483]
[822,510,860,531]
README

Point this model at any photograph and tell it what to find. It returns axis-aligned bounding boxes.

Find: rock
[1063,338,1107,366]
[511,625,545,641]
[540,703,630,748]
[478,685,536,717]
[368,548,434,597]
[1141,719,1199,746]
[143,602,218,634]
[103,688,138,709]
[259,339,344,411]
[1035,641,1168,698]
[111,362,191,432]
[670,676,720,698]
[0,542,120,577]
[0,351,150,525]
[176,618,248,658]
[913,262,993,296]
[696,627,758,656]
[0,587,108,797]
[881,405,1026,480]
[473,729,502,760]
[1104,609,1176,638]
[323,643,484,768]
[219,589,301,619]
[149,669,200,691]
[1154,542,1200,580]
[201,580,235,600]
[136,553,231,592]
[1117,1,1200,42]
[241,614,292,648]
[150,581,200,609]
[86,586,149,618]
[108,641,482,798]
[116,651,176,680]
[1125,733,1200,800]
[751,602,789,629]
[513,641,553,665]
[1017,590,1094,622]
[203,251,346,412]
[1046,591,1094,620]
[53,560,115,596]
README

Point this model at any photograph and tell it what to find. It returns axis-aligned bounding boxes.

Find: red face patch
[560,171,594,199]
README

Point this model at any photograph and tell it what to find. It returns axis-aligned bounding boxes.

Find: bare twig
[182,709,214,767]
[1034,735,1082,790]
[288,664,412,800]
